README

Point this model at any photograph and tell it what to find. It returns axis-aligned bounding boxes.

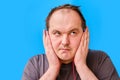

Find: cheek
[50,36,61,50]
[70,37,81,51]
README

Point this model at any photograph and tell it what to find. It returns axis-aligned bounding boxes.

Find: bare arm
[39,67,59,80]
[76,63,98,80]
[39,30,61,80]
[74,28,98,80]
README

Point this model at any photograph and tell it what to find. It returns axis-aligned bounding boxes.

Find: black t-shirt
[22,49,120,80]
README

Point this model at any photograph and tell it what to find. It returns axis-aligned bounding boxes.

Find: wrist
[75,64,98,80]
[48,66,60,76]
[39,67,60,80]
[75,62,87,72]
[75,60,86,68]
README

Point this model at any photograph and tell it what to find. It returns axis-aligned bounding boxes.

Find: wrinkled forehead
[51,8,79,17]
[55,8,73,14]
[49,8,82,23]
[49,9,83,32]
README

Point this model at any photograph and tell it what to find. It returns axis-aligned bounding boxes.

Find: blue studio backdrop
[0,0,120,80]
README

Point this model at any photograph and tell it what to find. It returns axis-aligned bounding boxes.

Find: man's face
[48,9,83,64]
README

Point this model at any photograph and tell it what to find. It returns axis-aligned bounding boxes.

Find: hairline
[46,4,86,31]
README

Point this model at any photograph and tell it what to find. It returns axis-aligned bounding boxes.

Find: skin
[40,9,98,80]
[48,9,83,64]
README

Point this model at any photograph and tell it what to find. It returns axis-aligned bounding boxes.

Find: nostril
[61,36,70,45]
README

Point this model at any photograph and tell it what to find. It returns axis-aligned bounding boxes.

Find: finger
[84,27,89,53]
[76,31,84,53]
[86,28,89,46]
[46,31,53,52]
[45,31,60,65]
[45,31,53,53]
[45,31,55,62]
[43,30,50,53]
[43,30,46,49]
[43,30,53,60]
[84,28,88,48]
[85,27,89,48]
[45,31,57,58]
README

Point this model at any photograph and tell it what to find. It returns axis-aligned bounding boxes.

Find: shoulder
[87,49,109,63]
[22,54,48,80]
[29,54,47,64]
[87,49,119,79]
[28,54,49,72]
[88,49,108,58]
[86,49,109,74]
[87,49,109,66]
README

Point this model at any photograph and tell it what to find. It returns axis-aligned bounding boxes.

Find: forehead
[50,9,81,20]
[49,9,82,31]
[49,9,82,25]
[54,8,75,14]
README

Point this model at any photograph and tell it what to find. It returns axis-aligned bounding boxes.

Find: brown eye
[53,31,61,36]
[70,31,77,35]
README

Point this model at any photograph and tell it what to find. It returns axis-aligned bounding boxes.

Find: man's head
[46,4,87,64]
[46,4,86,31]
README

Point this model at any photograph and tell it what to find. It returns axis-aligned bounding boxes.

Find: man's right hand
[39,30,61,80]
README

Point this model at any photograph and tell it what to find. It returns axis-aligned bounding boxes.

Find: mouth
[59,48,70,52]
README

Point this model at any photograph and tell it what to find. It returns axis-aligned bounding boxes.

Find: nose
[61,35,70,46]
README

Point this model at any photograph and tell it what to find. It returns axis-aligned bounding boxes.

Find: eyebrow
[69,28,79,32]
[52,28,80,33]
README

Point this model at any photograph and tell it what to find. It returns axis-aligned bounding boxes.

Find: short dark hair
[46,4,86,31]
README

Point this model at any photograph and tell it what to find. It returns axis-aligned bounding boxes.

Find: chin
[58,56,73,64]
[60,59,73,64]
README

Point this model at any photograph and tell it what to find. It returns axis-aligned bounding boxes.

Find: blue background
[0,0,120,80]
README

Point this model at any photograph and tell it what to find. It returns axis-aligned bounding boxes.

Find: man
[22,4,119,80]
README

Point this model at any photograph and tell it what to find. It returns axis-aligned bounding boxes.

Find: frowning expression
[48,9,83,64]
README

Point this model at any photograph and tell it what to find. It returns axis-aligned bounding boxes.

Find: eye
[70,31,77,35]
[53,31,61,36]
